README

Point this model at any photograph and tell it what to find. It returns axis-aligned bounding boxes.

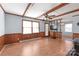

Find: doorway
[45,24,49,36]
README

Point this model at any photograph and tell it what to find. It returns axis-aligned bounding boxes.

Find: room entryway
[45,24,49,37]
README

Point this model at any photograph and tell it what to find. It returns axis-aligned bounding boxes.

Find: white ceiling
[52,11,79,20]
[25,3,59,18]
[1,3,79,20]
[1,3,28,15]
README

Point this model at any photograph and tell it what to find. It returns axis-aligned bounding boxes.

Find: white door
[45,24,49,36]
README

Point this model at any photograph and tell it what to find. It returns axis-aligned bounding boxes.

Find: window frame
[22,20,32,34]
[22,20,40,34]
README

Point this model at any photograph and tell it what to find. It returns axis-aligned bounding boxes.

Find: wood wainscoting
[22,32,45,40]
[5,32,79,44]
[73,33,79,39]
[0,32,45,50]
[22,34,32,40]
[32,33,40,38]
[0,35,5,51]
[4,33,22,44]
[50,31,62,39]
[4,32,45,44]
[39,32,45,37]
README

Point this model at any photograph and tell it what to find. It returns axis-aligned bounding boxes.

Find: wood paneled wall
[3,32,79,44]
[22,34,32,40]
[0,35,4,51]
[0,32,45,51]
[50,31,62,39]
[4,32,45,44]
[22,32,45,40]
[39,32,45,37]
[73,33,79,39]
[4,33,22,44]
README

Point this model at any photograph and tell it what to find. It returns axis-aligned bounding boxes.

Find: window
[65,24,72,32]
[33,22,39,33]
[23,21,39,34]
[23,21,32,34]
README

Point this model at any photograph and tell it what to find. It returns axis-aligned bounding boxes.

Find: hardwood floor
[0,37,73,56]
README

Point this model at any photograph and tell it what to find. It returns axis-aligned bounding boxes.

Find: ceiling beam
[22,3,32,17]
[0,4,6,13]
[37,3,69,18]
[50,8,79,19]
[56,8,79,17]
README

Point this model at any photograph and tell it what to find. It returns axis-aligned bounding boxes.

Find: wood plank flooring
[0,37,73,56]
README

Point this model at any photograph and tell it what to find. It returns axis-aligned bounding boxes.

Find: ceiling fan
[44,14,56,20]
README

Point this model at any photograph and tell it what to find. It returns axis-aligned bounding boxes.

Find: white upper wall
[0,7,5,36]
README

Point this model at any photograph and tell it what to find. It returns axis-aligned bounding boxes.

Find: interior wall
[5,14,22,34]
[61,16,79,38]
[61,17,73,36]
[5,14,45,34]
[0,6,5,50]
[50,16,79,38]
[61,16,79,33]
[0,7,5,36]
[5,14,45,43]
[72,16,79,33]
[5,13,79,38]
[39,21,45,32]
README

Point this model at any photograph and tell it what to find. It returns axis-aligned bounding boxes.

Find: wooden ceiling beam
[56,8,79,17]
[50,8,79,19]
[22,3,32,17]
[37,3,69,18]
